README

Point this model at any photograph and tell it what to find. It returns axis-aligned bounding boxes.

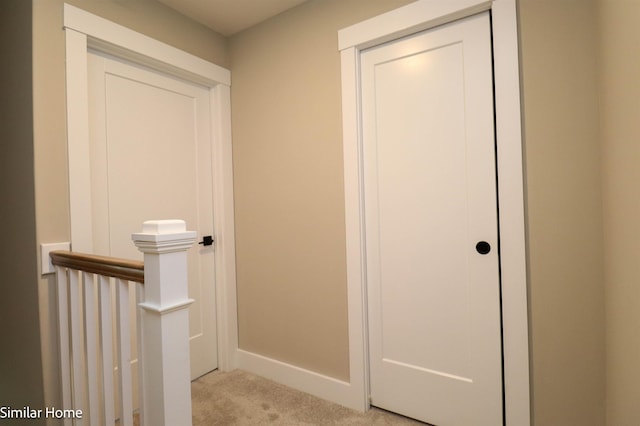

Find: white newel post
[132,220,196,426]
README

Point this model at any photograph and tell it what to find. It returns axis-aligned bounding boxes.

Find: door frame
[338,0,530,424]
[63,3,239,371]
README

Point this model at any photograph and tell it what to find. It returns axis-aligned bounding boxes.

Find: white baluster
[135,283,145,426]
[55,266,73,426]
[83,272,99,425]
[99,275,115,425]
[116,278,134,426]
[69,269,85,425]
[132,220,196,426]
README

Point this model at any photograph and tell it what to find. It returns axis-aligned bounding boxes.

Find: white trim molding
[63,3,238,371]
[237,350,364,411]
[338,1,531,425]
[63,4,230,87]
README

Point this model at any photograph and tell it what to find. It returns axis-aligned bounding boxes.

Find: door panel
[88,52,218,380]
[361,13,502,425]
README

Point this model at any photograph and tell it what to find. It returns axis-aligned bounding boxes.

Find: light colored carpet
[191,370,427,425]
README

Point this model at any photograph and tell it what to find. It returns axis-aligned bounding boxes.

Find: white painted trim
[237,350,364,411]
[65,28,93,253]
[63,4,230,87]
[210,84,239,371]
[491,2,531,423]
[138,299,195,315]
[338,1,531,425]
[340,46,369,413]
[338,0,491,50]
[63,4,238,372]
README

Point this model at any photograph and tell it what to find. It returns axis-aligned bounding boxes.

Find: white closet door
[362,12,502,425]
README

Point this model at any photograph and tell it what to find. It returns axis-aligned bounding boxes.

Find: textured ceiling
[157,0,309,36]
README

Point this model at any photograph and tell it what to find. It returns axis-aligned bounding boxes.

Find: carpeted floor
[191,370,426,425]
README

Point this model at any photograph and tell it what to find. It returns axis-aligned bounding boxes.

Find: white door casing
[362,13,501,425]
[339,0,530,424]
[63,4,239,372]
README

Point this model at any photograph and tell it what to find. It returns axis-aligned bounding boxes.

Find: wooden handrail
[50,250,144,283]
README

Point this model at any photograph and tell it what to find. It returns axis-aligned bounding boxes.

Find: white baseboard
[236,349,365,412]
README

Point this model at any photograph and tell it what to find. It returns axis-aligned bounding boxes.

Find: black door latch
[198,235,214,246]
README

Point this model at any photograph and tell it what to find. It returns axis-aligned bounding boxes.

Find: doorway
[339,1,529,424]
[63,4,239,375]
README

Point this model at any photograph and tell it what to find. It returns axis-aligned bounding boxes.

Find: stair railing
[51,220,195,426]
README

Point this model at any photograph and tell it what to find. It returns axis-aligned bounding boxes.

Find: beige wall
[0,1,45,421]
[32,0,229,406]
[519,1,605,425]
[228,0,414,381]
[599,1,640,425]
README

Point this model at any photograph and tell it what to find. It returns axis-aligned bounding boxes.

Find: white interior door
[361,13,502,425]
[87,51,218,380]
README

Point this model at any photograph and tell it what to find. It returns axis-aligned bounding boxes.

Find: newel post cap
[141,219,187,234]
[132,220,197,253]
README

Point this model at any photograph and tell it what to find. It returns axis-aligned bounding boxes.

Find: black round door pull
[476,241,491,255]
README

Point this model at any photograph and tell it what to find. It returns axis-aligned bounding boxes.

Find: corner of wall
[0,0,46,411]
